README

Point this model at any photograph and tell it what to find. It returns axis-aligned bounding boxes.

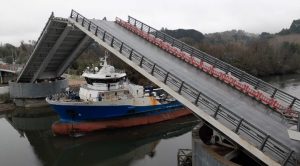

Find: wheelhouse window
[85,76,125,85]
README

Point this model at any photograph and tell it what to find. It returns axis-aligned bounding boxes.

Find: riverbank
[0,91,14,112]
[0,103,15,113]
[0,93,10,103]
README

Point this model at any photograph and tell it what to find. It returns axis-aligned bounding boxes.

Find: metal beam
[41,39,83,45]
[36,72,56,79]
[224,149,239,160]
[30,25,72,82]
[56,35,91,76]
[46,34,84,39]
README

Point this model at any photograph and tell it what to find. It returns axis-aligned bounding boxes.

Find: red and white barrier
[115,18,298,120]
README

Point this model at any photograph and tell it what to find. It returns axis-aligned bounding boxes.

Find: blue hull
[49,101,183,122]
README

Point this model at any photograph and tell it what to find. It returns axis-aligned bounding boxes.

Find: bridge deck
[92,19,300,153]
[17,16,92,83]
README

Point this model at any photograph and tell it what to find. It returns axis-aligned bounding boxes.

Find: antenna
[100,50,110,67]
[105,50,110,58]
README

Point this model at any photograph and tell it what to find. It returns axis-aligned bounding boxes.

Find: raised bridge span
[16,10,300,165]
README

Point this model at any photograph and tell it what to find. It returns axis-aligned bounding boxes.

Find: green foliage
[278,19,300,35]
[162,28,204,42]
[166,28,300,76]
[0,41,33,64]
[290,19,300,33]
[278,29,290,35]
[260,32,274,39]
[205,30,257,44]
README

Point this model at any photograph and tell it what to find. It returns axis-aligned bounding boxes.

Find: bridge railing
[70,9,297,165]
[124,16,300,119]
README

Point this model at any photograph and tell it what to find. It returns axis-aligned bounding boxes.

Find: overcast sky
[1,0,300,46]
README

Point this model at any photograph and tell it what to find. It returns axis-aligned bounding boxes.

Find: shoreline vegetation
[0,93,10,103]
[0,93,14,112]
[161,19,300,77]
[0,103,14,112]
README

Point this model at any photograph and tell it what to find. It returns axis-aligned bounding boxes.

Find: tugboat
[46,56,191,135]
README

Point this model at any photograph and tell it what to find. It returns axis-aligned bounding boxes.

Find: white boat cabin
[79,57,144,102]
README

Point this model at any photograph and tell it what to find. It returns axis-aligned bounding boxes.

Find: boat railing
[114,69,126,74]
[49,90,80,101]
[83,67,125,75]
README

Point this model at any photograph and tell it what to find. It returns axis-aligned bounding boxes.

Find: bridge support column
[192,122,263,166]
[9,78,68,107]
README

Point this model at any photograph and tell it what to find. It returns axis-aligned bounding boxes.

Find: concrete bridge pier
[191,122,264,166]
[9,78,68,107]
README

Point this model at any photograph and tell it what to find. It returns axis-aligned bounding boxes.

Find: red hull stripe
[52,108,192,135]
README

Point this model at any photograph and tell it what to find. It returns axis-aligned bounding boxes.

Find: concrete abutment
[9,78,68,107]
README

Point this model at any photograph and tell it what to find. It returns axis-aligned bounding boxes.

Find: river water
[0,74,299,166]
